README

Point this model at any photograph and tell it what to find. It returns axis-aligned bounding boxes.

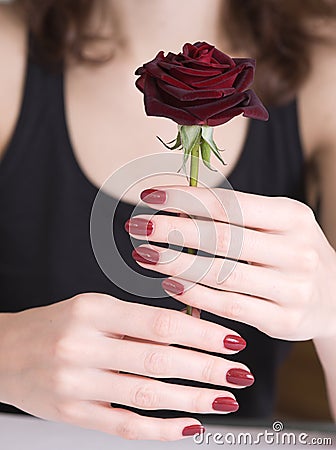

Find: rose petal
[206,90,269,126]
[206,109,245,126]
[157,79,235,101]
[135,75,146,92]
[182,59,232,70]
[212,47,236,67]
[232,58,256,91]
[143,77,201,125]
[241,89,269,120]
[184,92,247,121]
[159,61,222,78]
[144,61,191,89]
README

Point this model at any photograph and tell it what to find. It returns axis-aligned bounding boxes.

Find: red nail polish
[226,368,254,387]
[223,335,247,352]
[140,189,167,204]
[162,278,184,295]
[132,247,160,265]
[212,397,239,412]
[125,218,154,236]
[182,425,205,437]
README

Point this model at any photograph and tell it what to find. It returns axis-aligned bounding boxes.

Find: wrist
[313,333,336,371]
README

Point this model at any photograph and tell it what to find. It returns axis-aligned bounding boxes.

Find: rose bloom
[135,41,269,127]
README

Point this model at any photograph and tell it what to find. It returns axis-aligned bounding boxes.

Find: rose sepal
[157,125,226,176]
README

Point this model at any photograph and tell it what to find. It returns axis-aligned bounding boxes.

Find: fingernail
[162,278,184,295]
[223,335,247,351]
[226,368,255,387]
[125,218,154,236]
[140,189,167,204]
[132,247,160,265]
[182,425,205,437]
[212,397,239,412]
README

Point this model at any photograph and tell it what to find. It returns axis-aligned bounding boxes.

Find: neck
[108,0,227,65]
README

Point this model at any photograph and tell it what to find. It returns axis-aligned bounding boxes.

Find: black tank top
[0,41,306,419]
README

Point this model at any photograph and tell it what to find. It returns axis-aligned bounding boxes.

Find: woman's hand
[0,293,252,441]
[129,186,336,342]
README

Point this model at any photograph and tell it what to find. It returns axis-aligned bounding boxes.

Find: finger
[132,244,286,303]
[84,370,239,415]
[162,277,281,333]
[126,214,293,268]
[84,336,253,388]
[72,400,205,441]
[93,296,245,354]
[122,306,201,343]
[140,185,307,232]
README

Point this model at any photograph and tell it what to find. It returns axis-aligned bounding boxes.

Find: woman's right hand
[0,293,253,441]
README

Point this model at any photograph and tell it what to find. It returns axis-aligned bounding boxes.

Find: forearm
[314,336,336,421]
[0,312,19,405]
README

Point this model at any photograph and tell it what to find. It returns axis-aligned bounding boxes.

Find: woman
[0,0,336,441]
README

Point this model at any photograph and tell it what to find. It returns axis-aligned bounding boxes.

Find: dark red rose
[135,42,269,126]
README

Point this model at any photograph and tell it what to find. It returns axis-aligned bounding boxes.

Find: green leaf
[157,132,182,150]
[200,140,217,172]
[177,147,192,175]
[180,125,202,153]
[211,145,227,166]
[201,126,227,166]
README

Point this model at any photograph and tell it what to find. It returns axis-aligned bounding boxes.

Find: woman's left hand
[126,186,336,341]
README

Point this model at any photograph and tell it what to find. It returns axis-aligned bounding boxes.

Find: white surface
[0,413,335,450]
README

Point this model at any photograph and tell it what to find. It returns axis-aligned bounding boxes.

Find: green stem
[186,143,200,316]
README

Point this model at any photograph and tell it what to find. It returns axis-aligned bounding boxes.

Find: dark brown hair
[15,0,336,105]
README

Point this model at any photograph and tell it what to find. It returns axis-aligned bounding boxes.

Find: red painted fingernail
[182,425,205,437]
[212,397,239,412]
[223,335,247,351]
[162,278,185,295]
[125,218,154,236]
[226,368,255,387]
[140,189,167,204]
[132,247,160,265]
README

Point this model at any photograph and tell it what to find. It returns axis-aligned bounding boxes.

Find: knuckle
[55,401,79,422]
[215,223,229,255]
[222,265,241,289]
[191,390,207,414]
[199,325,216,347]
[152,311,178,340]
[300,248,319,272]
[50,368,76,396]
[228,298,244,320]
[292,281,313,304]
[51,334,78,363]
[143,350,170,375]
[69,293,94,318]
[219,296,244,320]
[201,357,219,384]
[130,384,159,409]
[292,201,315,226]
[116,420,139,440]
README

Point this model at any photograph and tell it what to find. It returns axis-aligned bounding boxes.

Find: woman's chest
[65,63,318,206]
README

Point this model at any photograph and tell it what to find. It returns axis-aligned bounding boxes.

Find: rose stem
[186,142,200,316]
